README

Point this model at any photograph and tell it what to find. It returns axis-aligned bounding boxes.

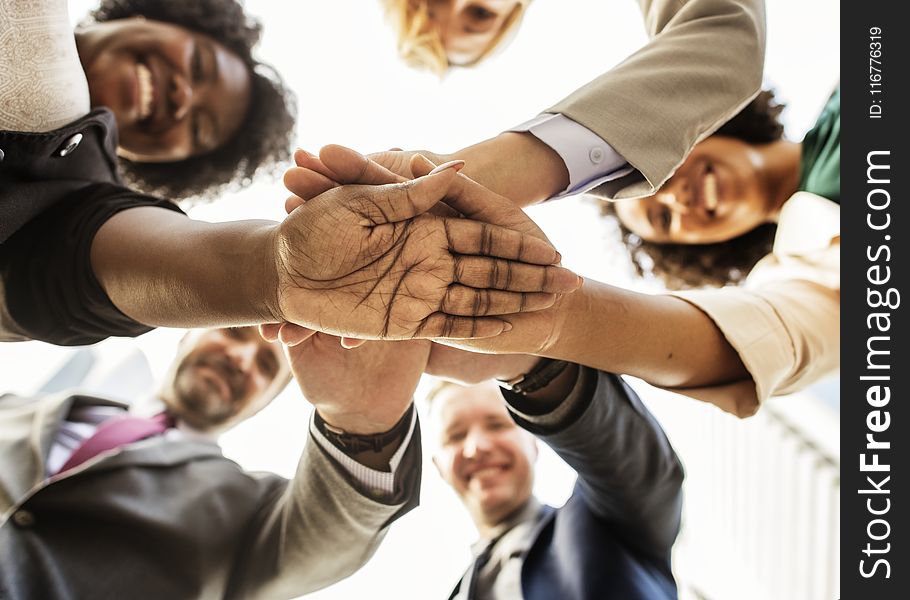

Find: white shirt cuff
[308,408,417,498]
[508,113,635,198]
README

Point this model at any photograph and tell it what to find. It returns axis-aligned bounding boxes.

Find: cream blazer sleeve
[0,0,90,132]
[549,0,766,200]
[671,193,840,415]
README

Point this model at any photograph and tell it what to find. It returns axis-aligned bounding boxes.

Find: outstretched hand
[270,157,580,342]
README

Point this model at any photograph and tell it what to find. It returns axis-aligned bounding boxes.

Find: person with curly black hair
[0,0,580,347]
[83,0,296,201]
[603,90,788,289]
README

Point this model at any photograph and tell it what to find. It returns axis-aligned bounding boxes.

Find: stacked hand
[268,150,581,343]
[269,145,578,358]
[284,329,429,434]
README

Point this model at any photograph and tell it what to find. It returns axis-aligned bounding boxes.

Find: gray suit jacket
[0,392,420,599]
[549,0,765,200]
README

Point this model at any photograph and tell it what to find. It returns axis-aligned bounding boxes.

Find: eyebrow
[207,40,220,81]
[200,40,221,150]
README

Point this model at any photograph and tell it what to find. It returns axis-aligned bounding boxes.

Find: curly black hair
[87,0,297,202]
[604,90,786,289]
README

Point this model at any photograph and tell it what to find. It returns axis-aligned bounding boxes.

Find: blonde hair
[381,0,529,75]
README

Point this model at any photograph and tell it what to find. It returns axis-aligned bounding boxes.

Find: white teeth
[704,172,718,211]
[136,63,153,121]
[472,466,502,478]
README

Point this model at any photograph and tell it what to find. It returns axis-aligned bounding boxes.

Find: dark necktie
[466,534,504,600]
[55,412,173,475]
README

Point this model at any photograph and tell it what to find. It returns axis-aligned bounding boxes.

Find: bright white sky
[1,1,839,598]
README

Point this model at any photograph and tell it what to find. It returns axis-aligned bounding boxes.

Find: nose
[462,428,493,459]
[226,341,258,373]
[169,72,193,121]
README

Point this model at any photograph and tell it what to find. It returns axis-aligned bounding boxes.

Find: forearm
[447,132,569,207]
[549,279,749,389]
[505,367,683,555]
[90,207,281,328]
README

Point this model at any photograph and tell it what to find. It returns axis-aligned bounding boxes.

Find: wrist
[454,133,568,206]
[545,282,588,357]
[496,355,545,382]
[317,405,410,436]
[244,223,284,322]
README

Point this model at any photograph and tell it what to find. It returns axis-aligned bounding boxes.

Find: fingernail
[555,251,562,262]
[502,322,513,332]
[428,159,465,175]
[297,148,315,157]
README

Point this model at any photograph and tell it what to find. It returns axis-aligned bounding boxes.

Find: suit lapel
[0,392,76,514]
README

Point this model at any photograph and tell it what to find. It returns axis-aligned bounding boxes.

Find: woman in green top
[609,88,840,288]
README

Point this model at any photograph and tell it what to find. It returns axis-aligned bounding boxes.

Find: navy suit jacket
[451,369,683,600]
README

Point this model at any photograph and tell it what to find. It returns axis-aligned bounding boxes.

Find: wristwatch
[497,358,570,395]
[313,407,412,454]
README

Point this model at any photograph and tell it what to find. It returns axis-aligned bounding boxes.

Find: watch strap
[314,406,413,454]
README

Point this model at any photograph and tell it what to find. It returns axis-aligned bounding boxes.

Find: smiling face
[432,382,537,528]
[162,327,289,432]
[77,17,252,163]
[614,136,778,245]
[425,0,523,65]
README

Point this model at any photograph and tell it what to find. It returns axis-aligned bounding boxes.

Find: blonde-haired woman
[382,0,530,74]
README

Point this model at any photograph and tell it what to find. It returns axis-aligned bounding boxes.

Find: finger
[340,337,368,349]
[320,144,407,185]
[259,323,282,342]
[278,323,317,346]
[453,256,582,293]
[416,314,513,339]
[411,154,542,235]
[441,286,557,316]
[348,164,463,225]
[284,166,338,201]
[285,195,306,214]
[294,148,340,181]
[441,218,561,265]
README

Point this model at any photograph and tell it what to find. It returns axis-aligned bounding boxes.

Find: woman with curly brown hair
[0,0,573,348]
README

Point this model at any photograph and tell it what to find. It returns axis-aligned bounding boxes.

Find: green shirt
[799,88,840,203]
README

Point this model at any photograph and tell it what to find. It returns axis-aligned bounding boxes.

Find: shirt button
[0,148,5,162]
[589,147,605,164]
[56,133,84,157]
[12,510,35,528]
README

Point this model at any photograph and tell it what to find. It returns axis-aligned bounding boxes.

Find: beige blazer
[673,193,840,414]
[0,392,421,599]
[550,0,766,200]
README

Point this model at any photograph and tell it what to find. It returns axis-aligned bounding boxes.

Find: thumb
[352,159,464,224]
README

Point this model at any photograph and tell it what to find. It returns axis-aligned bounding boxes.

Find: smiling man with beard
[0,326,427,599]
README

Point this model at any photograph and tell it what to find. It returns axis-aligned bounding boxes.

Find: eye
[256,349,280,379]
[467,5,496,20]
[659,206,672,231]
[445,431,466,444]
[224,327,244,340]
[191,41,204,83]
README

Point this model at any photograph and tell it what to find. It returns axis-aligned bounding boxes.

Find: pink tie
[55,412,174,475]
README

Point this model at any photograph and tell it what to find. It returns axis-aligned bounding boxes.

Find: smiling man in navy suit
[426,350,684,600]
